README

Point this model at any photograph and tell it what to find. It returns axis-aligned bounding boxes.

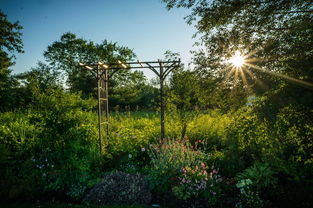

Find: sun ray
[244,67,268,90]
[243,48,259,59]
[245,57,263,63]
[234,67,239,82]
[223,67,236,83]
[244,63,313,89]
[239,69,253,94]
[218,66,237,90]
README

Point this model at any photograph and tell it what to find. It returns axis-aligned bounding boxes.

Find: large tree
[0,10,24,110]
[162,0,313,113]
[43,33,134,96]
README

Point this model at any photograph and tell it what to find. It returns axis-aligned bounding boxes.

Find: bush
[235,163,277,191]
[83,171,151,205]
[0,111,41,200]
[0,89,100,201]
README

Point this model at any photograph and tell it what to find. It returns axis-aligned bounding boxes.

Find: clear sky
[1,0,197,78]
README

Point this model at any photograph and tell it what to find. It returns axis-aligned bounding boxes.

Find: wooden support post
[159,60,165,139]
[97,65,102,154]
[104,68,109,145]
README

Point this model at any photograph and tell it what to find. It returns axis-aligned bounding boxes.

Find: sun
[230,51,245,68]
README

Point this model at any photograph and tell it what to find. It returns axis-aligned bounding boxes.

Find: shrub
[83,171,151,205]
[0,90,100,201]
[0,111,42,200]
[188,111,231,149]
[147,137,207,192]
[30,90,99,200]
[235,163,277,191]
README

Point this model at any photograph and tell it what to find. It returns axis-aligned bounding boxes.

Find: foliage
[163,0,313,113]
[147,137,227,206]
[83,171,151,205]
[0,10,23,66]
[235,179,263,208]
[147,137,207,191]
[31,90,99,200]
[167,68,202,137]
[0,89,100,201]
[235,163,277,191]
[44,32,132,96]
[0,10,24,110]
[1,203,146,208]
[110,71,158,110]
[188,111,231,148]
[0,111,42,199]
[11,62,63,108]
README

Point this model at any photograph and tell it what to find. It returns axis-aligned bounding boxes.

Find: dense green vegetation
[0,203,146,208]
[1,0,313,207]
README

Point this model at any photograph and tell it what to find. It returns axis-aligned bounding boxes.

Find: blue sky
[1,0,197,78]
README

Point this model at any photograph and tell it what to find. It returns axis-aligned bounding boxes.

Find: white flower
[141,147,145,152]
[128,154,132,158]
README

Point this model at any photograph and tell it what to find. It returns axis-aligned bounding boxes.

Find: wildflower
[201,162,205,168]
[141,147,145,152]
[128,154,132,158]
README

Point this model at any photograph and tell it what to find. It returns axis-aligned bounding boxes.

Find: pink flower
[201,162,206,169]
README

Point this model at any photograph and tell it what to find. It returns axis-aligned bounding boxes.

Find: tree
[110,70,158,110]
[13,62,62,108]
[0,10,23,110]
[162,0,313,112]
[168,68,201,137]
[44,32,135,97]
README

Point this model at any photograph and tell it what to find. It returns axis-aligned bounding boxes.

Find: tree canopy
[43,32,135,96]
[162,0,313,114]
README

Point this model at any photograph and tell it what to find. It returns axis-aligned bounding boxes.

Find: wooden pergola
[79,59,181,154]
